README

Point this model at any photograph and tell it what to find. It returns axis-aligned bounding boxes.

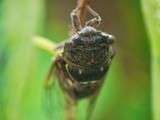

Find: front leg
[45,57,58,89]
[85,5,102,27]
[70,8,82,32]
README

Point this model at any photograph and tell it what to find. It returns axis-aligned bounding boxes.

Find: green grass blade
[141,0,160,120]
[2,0,45,120]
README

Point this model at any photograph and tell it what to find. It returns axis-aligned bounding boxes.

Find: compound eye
[73,37,84,46]
[101,32,115,44]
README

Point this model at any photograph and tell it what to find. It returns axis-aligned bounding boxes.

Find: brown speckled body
[55,26,115,99]
[45,6,115,120]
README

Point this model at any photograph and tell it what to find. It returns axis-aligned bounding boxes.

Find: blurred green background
[0,0,160,120]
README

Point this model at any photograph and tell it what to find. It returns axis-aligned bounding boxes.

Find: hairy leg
[70,8,82,32]
[85,5,102,27]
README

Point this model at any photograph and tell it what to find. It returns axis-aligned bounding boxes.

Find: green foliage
[1,0,46,120]
[0,0,157,120]
[141,0,160,120]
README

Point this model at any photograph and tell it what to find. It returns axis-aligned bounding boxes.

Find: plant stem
[77,0,90,26]
[33,36,60,56]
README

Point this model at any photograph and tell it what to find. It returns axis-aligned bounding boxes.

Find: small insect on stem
[33,0,115,120]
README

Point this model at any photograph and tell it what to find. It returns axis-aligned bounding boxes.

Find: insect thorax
[63,26,114,82]
[64,27,112,63]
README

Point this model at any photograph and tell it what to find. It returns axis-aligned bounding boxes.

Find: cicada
[43,5,115,120]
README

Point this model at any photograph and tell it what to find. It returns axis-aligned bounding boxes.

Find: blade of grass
[141,0,160,120]
[2,0,44,120]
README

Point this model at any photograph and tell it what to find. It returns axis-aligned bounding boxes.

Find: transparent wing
[42,70,77,120]
[42,58,65,120]
[33,36,67,120]
[42,73,65,120]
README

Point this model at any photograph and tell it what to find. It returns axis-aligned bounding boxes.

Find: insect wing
[42,75,65,120]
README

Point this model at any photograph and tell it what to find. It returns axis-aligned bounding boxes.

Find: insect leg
[86,81,104,120]
[85,5,102,27]
[45,57,57,89]
[108,46,115,64]
[64,94,77,120]
[71,8,82,32]
[86,92,99,120]
[110,46,116,60]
